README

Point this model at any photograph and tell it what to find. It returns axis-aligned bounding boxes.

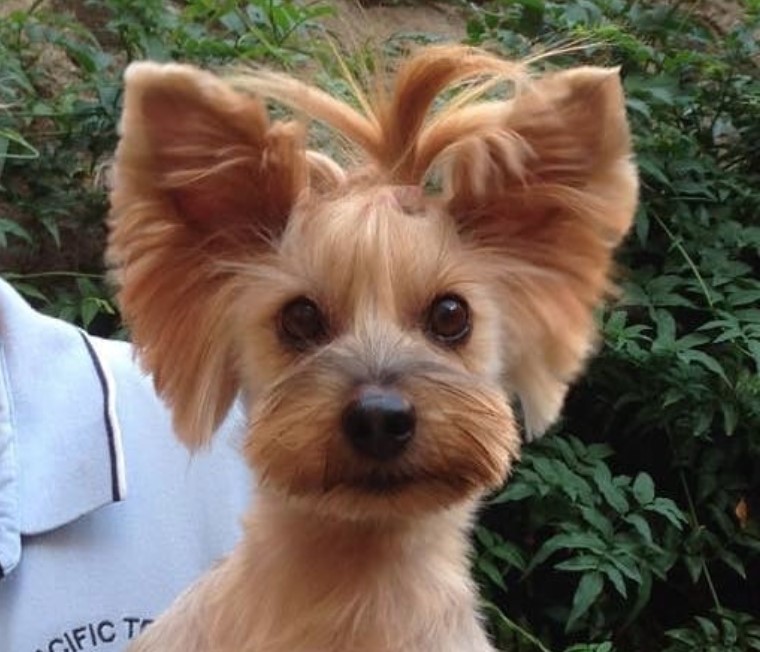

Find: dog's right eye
[426,294,471,346]
[279,297,327,350]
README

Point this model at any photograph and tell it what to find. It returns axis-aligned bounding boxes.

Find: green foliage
[1,5,119,327]
[487,437,686,634]
[104,0,333,65]
[664,608,760,652]
[0,0,331,331]
[465,0,760,650]
[2,1,759,650]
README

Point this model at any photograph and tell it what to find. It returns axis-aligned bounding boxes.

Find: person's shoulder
[88,334,161,405]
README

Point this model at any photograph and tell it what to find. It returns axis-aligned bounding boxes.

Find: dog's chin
[347,469,426,494]
[269,468,498,522]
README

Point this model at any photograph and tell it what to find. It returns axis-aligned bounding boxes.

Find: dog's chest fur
[129,500,494,652]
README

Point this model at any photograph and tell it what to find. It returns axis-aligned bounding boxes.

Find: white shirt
[0,279,251,652]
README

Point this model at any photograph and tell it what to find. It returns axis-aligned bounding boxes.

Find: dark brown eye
[427,294,471,345]
[279,297,327,350]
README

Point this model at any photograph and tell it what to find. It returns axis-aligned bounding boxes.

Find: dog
[107,45,638,652]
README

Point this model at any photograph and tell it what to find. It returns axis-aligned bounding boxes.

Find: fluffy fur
[107,45,638,652]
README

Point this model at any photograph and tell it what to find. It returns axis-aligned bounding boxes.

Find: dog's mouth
[331,465,480,499]
[303,464,488,518]
[346,469,420,494]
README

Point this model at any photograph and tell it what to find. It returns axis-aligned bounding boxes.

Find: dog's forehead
[283,188,457,272]
[272,186,474,314]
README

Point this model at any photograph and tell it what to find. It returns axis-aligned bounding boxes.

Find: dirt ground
[0,0,747,39]
[325,0,748,41]
[0,1,468,43]
[327,1,466,43]
[1,0,31,12]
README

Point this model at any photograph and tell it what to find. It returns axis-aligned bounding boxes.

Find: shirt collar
[0,279,125,577]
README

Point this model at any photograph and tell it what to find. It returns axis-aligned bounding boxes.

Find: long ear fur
[107,62,311,448]
[442,67,638,437]
[232,45,525,184]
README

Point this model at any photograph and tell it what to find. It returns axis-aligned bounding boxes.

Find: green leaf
[736,309,760,324]
[632,473,655,505]
[645,498,687,528]
[81,299,100,328]
[40,214,61,248]
[721,616,738,645]
[652,309,677,351]
[554,555,600,573]
[717,549,747,579]
[695,615,720,640]
[624,513,653,543]
[607,553,643,585]
[564,644,614,652]
[490,542,527,571]
[666,627,701,646]
[684,554,704,583]
[675,333,710,350]
[747,340,760,375]
[490,482,534,504]
[626,96,652,120]
[0,128,39,160]
[727,288,760,307]
[635,202,650,245]
[79,297,112,328]
[477,556,506,591]
[677,349,730,384]
[580,506,614,538]
[525,532,606,575]
[0,218,32,247]
[720,402,738,436]
[11,282,49,303]
[592,464,629,514]
[533,457,562,484]
[566,571,604,632]
[623,569,653,628]
[474,526,495,548]
[601,563,628,598]
[638,156,671,187]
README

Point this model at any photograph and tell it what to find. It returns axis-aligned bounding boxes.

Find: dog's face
[107,48,638,520]
[236,188,518,517]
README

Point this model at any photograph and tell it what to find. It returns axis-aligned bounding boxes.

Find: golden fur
[107,45,638,651]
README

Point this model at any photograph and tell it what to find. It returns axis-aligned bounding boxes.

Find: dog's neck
[249,491,476,563]
[209,491,492,651]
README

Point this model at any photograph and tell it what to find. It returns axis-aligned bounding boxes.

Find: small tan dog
[107,45,637,652]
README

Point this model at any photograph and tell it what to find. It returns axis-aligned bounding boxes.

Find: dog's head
[108,47,637,520]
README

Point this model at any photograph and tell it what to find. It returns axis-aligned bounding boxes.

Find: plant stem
[3,271,105,280]
[652,212,713,309]
[676,468,723,613]
[482,601,556,652]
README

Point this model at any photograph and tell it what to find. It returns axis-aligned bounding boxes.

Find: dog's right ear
[108,62,308,448]
[441,67,637,439]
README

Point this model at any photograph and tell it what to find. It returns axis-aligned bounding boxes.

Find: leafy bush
[2,1,758,650]
[0,0,331,331]
[664,608,760,652]
[465,1,760,650]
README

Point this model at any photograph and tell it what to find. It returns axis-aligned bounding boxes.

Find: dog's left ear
[445,67,638,439]
[108,62,308,448]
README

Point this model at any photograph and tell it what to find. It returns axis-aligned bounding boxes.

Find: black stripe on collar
[78,331,123,504]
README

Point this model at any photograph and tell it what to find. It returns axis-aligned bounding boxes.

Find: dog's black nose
[342,385,415,461]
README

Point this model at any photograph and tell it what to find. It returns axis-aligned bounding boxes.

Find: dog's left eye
[426,294,471,345]
[279,297,327,350]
